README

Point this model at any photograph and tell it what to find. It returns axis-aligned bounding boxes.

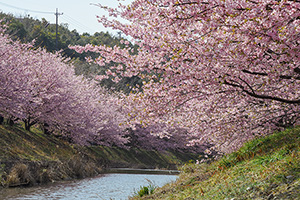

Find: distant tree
[7,19,27,41]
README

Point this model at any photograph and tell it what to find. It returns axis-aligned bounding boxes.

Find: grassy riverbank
[131,127,300,199]
[0,124,199,187]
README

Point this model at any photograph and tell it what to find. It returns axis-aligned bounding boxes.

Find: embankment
[0,124,199,188]
[131,127,300,199]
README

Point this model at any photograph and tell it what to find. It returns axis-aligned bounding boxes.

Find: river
[0,170,178,200]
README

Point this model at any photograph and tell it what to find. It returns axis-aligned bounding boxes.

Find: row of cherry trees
[72,0,299,152]
[0,24,200,152]
[0,25,128,146]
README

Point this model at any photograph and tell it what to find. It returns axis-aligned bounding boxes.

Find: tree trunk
[23,118,32,131]
[0,115,3,125]
[42,123,51,135]
[7,117,15,126]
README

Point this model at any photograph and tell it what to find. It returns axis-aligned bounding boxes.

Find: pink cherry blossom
[73,0,299,152]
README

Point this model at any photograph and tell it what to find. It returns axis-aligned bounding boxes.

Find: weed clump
[134,179,157,197]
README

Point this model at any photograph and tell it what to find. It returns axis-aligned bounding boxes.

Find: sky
[0,0,129,35]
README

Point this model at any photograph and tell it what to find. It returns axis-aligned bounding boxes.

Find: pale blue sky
[0,0,129,35]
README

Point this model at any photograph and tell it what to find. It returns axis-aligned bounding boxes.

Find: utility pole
[118,31,122,39]
[55,8,63,50]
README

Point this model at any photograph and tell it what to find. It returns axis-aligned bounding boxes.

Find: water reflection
[1,173,178,200]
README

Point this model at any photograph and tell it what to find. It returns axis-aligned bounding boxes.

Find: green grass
[131,127,300,199]
[0,123,199,167]
[0,124,79,161]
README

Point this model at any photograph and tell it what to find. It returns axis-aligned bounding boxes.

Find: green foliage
[99,76,143,94]
[0,12,122,57]
[137,186,150,197]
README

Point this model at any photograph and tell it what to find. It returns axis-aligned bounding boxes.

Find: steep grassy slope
[132,127,300,199]
[0,124,199,187]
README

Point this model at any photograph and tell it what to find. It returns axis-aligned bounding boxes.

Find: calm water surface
[1,173,178,200]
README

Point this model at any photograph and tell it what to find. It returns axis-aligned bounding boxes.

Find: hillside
[0,123,200,187]
[0,12,141,93]
[131,127,300,199]
[0,12,122,57]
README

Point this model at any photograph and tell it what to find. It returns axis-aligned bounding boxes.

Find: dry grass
[6,163,32,187]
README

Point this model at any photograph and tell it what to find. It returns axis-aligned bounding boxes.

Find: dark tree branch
[279,75,300,80]
[224,80,300,104]
[242,69,300,80]
[238,77,256,94]
[242,69,268,76]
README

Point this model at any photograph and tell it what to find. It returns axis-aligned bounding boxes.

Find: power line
[62,14,96,34]
[0,1,53,14]
[0,1,97,34]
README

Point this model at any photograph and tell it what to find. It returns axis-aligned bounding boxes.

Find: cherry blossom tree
[72,0,300,152]
[0,27,127,146]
